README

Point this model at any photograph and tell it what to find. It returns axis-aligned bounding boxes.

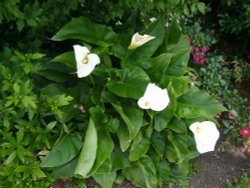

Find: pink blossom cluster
[188,37,210,65]
[239,127,250,137]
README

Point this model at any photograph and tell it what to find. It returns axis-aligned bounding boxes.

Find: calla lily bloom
[128,33,155,50]
[189,121,220,154]
[73,45,100,78]
[138,83,169,111]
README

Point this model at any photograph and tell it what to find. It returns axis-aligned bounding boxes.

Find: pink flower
[188,37,193,42]
[199,58,206,64]
[239,127,250,137]
[214,115,220,121]
[227,112,234,119]
[190,46,196,51]
[201,46,210,53]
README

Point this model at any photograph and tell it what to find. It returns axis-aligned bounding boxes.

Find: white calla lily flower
[138,83,170,111]
[73,45,100,78]
[189,121,220,154]
[128,33,155,50]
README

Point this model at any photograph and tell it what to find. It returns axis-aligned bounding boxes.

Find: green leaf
[166,48,190,76]
[168,131,189,163]
[31,167,46,179]
[168,118,187,133]
[158,160,171,183]
[151,131,165,158]
[39,62,73,82]
[107,65,150,99]
[41,134,82,167]
[21,96,37,109]
[88,131,114,175]
[93,172,116,188]
[52,17,117,47]
[170,76,190,97]
[129,125,153,161]
[111,146,130,171]
[164,140,178,163]
[52,158,78,179]
[154,82,177,131]
[176,87,227,119]
[16,129,24,143]
[123,162,145,188]
[4,151,17,165]
[74,118,98,177]
[167,19,182,44]
[196,2,206,14]
[138,156,159,188]
[112,103,144,145]
[51,51,75,69]
[142,53,172,83]
[117,124,130,152]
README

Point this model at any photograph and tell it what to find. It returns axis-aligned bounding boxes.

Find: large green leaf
[142,53,172,83]
[112,103,144,144]
[168,118,187,133]
[176,87,227,119]
[39,62,73,82]
[170,76,190,97]
[117,123,130,152]
[41,134,82,167]
[158,159,171,183]
[129,125,153,161]
[88,131,114,175]
[52,17,116,47]
[93,172,116,188]
[111,146,130,171]
[123,162,145,188]
[166,48,190,76]
[166,19,182,45]
[164,140,178,163]
[51,51,75,69]
[151,131,165,158]
[52,158,78,179]
[74,118,97,177]
[107,65,150,99]
[138,156,160,188]
[168,131,189,163]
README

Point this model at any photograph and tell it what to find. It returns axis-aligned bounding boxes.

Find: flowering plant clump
[189,37,210,65]
[38,17,226,187]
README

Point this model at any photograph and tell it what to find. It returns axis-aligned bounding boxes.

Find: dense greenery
[0,0,249,187]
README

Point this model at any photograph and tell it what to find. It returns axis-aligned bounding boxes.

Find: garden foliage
[0,1,229,187]
[36,17,225,187]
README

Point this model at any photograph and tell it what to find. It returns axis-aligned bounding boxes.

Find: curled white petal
[128,33,155,50]
[189,121,220,154]
[73,45,100,78]
[138,83,169,111]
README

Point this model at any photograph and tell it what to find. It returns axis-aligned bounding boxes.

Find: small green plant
[225,169,250,188]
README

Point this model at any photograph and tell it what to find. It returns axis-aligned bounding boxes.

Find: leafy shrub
[0,0,206,52]
[0,48,76,187]
[35,16,225,187]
